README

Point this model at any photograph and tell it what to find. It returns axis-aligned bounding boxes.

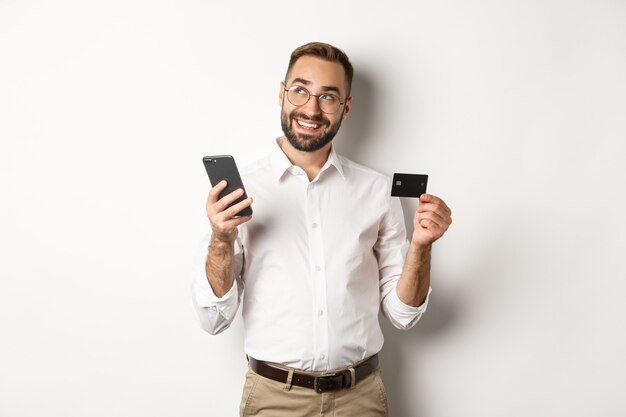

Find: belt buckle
[313,372,347,393]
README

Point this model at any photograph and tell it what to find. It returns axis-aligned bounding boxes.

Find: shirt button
[315,265,321,272]
[312,223,317,229]
[318,310,324,316]
[320,354,325,360]
[210,306,217,311]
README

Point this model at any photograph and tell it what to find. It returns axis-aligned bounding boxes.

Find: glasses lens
[318,95,340,114]
[286,86,342,113]
[287,86,310,106]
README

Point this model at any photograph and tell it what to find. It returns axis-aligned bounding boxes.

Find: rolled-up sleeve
[190,229,244,335]
[376,195,431,330]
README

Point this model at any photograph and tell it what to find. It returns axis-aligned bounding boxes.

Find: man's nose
[300,95,323,115]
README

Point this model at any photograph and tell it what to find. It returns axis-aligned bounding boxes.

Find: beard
[281,110,342,152]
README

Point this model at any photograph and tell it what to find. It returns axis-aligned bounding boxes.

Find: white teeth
[297,120,320,129]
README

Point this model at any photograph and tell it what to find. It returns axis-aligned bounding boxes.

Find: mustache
[291,112,329,125]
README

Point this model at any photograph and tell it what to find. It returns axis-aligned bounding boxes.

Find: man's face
[279,56,352,152]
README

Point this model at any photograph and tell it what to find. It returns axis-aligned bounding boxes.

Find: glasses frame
[283,84,346,114]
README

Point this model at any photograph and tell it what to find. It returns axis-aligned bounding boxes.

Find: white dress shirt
[191,139,431,371]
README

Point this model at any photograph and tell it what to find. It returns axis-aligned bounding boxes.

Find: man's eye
[319,94,337,102]
[294,87,307,95]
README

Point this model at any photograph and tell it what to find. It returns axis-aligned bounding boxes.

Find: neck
[278,137,332,181]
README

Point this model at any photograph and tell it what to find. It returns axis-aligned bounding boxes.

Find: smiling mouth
[296,119,322,130]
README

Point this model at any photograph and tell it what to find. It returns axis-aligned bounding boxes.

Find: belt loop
[283,368,294,391]
[349,367,356,389]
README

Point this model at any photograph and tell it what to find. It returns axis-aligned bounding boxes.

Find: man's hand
[412,194,452,247]
[206,180,253,243]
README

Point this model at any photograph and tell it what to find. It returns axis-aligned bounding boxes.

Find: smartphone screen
[203,155,253,217]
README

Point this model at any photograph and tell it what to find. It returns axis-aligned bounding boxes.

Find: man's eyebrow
[320,85,341,95]
[290,78,311,86]
[290,78,342,96]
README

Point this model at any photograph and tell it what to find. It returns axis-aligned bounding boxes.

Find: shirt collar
[270,137,345,181]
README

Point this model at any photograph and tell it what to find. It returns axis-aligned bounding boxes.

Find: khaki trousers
[239,365,389,417]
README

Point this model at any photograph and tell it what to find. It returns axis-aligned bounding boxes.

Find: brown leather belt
[248,354,379,393]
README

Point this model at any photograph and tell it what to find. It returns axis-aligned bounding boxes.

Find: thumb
[419,193,433,203]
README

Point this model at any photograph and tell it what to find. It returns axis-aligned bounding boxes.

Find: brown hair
[285,42,354,97]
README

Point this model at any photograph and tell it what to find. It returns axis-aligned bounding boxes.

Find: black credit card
[391,173,428,198]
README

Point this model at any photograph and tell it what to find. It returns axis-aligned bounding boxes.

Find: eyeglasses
[283,85,346,114]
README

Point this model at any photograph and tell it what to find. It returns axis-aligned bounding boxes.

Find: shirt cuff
[192,275,239,310]
[387,287,432,328]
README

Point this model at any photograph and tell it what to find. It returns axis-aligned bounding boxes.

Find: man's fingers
[213,214,252,235]
[417,210,448,230]
[210,198,253,235]
[416,194,453,231]
[207,180,228,205]
[414,194,453,244]
[224,215,253,229]
[418,218,446,236]
[419,194,451,216]
[211,196,253,223]
[207,186,245,215]
[223,197,253,219]
[213,188,246,213]
[417,202,452,223]
[206,182,253,239]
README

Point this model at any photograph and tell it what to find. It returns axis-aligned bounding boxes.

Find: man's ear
[278,82,285,106]
[342,96,353,120]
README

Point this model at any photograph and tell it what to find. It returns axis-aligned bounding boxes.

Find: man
[192,42,452,417]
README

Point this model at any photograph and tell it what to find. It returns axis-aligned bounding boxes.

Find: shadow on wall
[333,70,379,164]
[338,71,461,417]
[385,198,460,416]
[379,290,460,417]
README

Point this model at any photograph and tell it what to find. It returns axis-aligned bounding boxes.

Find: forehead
[287,56,348,95]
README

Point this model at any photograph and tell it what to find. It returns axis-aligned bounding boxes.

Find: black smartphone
[203,155,253,217]
[391,173,428,198]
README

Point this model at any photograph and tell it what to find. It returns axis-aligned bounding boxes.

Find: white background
[1,1,625,416]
